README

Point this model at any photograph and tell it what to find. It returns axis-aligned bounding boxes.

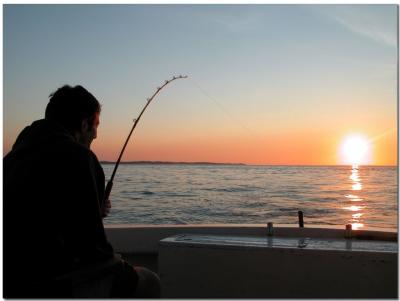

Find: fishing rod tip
[172,75,188,79]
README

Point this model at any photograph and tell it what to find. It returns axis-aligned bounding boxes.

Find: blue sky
[3,4,397,164]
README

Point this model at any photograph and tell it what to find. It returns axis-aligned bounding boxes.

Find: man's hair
[45,85,101,133]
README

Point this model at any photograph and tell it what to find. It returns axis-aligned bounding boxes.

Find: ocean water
[102,164,397,230]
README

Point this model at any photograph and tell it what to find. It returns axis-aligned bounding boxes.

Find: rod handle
[267,222,274,236]
[345,224,352,239]
[104,180,113,204]
[101,180,114,218]
[298,210,304,228]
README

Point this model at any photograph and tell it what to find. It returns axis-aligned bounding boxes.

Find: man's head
[45,85,101,148]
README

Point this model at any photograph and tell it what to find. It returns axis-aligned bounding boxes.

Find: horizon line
[100,160,397,167]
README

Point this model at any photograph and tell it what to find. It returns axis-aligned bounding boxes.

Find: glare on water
[342,166,365,230]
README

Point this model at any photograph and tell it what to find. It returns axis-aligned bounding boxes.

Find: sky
[3,4,398,165]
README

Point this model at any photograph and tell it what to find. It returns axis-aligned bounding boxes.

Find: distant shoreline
[100,161,246,166]
[100,161,396,167]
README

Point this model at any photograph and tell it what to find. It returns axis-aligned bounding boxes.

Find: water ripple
[102,164,397,230]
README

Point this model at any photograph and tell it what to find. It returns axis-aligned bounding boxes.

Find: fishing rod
[103,75,188,208]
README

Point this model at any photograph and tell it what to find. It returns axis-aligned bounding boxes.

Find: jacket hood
[10,119,76,156]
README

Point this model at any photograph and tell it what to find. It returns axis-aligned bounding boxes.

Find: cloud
[317,5,397,48]
[333,14,396,47]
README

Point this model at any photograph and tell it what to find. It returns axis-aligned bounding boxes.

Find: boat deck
[106,224,397,298]
[161,233,398,252]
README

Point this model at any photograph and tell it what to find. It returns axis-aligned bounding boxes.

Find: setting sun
[340,134,371,166]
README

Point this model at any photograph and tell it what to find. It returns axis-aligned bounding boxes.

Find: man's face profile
[78,112,100,148]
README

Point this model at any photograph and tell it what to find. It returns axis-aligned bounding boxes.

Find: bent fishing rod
[103,75,188,205]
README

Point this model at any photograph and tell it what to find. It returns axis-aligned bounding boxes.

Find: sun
[340,134,371,166]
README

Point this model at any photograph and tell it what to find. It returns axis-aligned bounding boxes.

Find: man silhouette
[4,85,161,298]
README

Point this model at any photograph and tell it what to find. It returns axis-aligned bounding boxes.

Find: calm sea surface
[102,164,397,230]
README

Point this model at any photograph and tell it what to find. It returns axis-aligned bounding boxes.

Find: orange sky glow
[89,125,397,166]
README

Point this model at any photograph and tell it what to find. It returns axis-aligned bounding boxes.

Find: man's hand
[101,198,112,218]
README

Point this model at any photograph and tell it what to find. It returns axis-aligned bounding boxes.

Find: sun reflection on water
[345,195,363,201]
[342,165,365,229]
[343,205,364,212]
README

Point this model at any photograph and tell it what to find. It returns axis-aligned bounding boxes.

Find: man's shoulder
[56,138,89,155]
[52,140,98,168]
[65,142,102,167]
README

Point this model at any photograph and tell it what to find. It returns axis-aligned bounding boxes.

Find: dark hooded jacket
[3,119,114,297]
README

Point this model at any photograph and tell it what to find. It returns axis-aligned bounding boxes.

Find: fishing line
[188,77,255,136]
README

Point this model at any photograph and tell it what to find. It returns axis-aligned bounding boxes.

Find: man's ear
[81,119,89,133]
